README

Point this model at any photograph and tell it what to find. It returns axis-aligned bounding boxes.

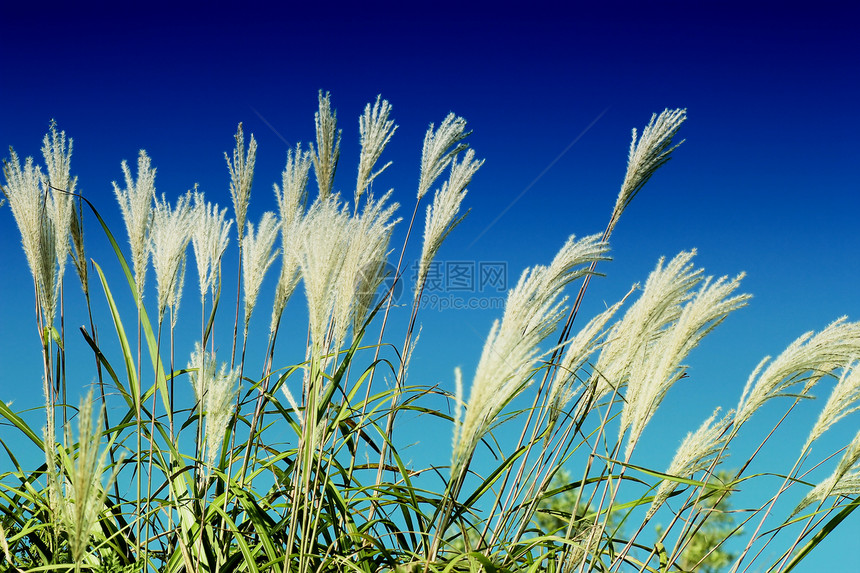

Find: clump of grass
[1,96,858,573]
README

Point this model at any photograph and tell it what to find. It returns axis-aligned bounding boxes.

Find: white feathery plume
[794,429,860,515]
[226,123,257,244]
[586,251,703,413]
[41,121,76,286]
[3,123,77,320]
[608,108,687,234]
[241,212,280,332]
[61,390,120,567]
[451,234,609,478]
[312,91,341,201]
[646,408,734,520]
[295,196,352,352]
[735,318,860,428]
[804,362,860,451]
[275,144,312,232]
[355,95,397,204]
[280,383,305,426]
[2,150,59,325]
[331,190,399,351]
[622,271,749,457]
[150,191,195,324]
[188,343,240,477]
[270,146,312,335]
[417,150,483,291]
[191,191,232,300]
[417,113,470,200]
[113,150,156,302]
[3,151,45,278]
[545,299,625,436]
[69,198,88,297]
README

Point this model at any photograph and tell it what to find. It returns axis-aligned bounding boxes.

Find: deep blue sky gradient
[2,1,859,570]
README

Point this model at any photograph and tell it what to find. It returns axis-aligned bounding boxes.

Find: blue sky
[2,1,859,569]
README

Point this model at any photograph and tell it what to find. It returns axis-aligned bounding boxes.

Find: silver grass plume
[735,318,860,428]
[2,151,45,278]
[280,382,305,426]
[188,343,240,478]
[2,150,59,325]
[622,270,749,458]
[545,299,625,437]
[417,113,470,200]
[226,123,257,244]
[646,408,733,520]
[241,212,280,333]
[41,121,76,288]
[803,362,860,451]
[295,196,352,352]
[61,390,120,567]
[586,251,704,414]
[355,95,397,205]
[150,191,195,325]
[417,150,483,290]
[113,151,156,302]
[608,108,686,235]
[191,191,232,300]
[331,190,399,352]
[451,234,609,479]
[69,199,88,297]
[270,146,312,335]
[794,429,860,515]
[1,122,76,320]
[312,91,341,201]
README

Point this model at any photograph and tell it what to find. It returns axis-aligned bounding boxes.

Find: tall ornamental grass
[1,93,858,573]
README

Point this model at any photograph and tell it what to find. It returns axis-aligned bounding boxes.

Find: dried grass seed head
[417,149,483,290]
[41,121,76,282]
[226,123,257,243]
[356,95,397,205]
[113,150,156,300]
[451,234,608,477]
[735,317,860,428]
[588,250,703,413]
[242,211,280,330]
[188,343,240,476]
[191,191,232,299]
[804,362,860,451]
[794,429,860,514]
[609,108,686,234]
[545,299,625,436]
[270,146,313,334]
[647,407,733,520]
[150,191,195,324]
[417,113,470,200]
[312,91,341,202]
[295,196,352,351]
[332,190,399,348]
[2,150,60,324]
[2,126,78,328]
[62,390,118,566]
[622,271,749,458]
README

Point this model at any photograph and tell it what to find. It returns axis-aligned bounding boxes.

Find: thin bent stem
[365,197,421,520]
